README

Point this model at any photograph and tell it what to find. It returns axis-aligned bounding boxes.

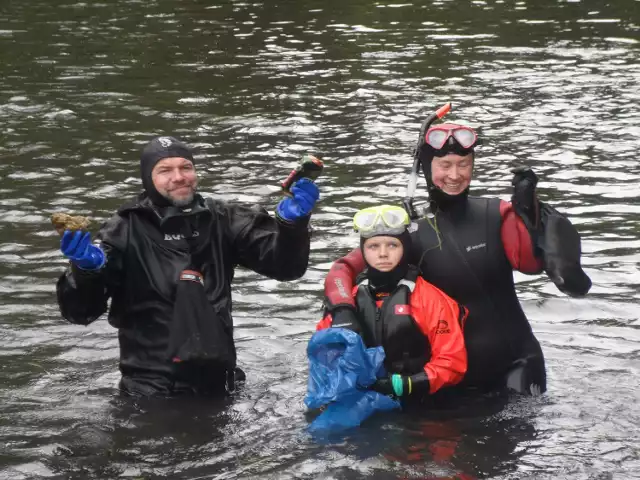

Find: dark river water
[1,0,639,478]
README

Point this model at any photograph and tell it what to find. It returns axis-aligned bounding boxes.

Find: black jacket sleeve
[225,203,311,281]
[56,214,128,325]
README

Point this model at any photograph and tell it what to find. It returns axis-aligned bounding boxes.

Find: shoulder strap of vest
[356,271,369,287]
[397,265,419,293]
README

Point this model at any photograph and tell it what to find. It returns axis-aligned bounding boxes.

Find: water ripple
[1,0,639,478]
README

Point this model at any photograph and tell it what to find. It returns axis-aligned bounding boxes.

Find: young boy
[317,205,468,399]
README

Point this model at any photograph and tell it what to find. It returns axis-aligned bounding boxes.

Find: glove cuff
[325,301,357,314]
[73,248,106,272]
[275,200,294,224]
[70,261,105,282]
[391,374,405,396]
[409,371,430,395]
[329,305,361,334]
[275,200,310,226]
[331,304,357,314]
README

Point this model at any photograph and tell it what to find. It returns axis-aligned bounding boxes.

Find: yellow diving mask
[353,205,410,239]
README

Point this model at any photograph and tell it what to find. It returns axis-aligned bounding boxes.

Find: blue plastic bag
[305,328,400,432]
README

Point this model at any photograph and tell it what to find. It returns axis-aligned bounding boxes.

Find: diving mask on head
[353,205,410,239]
[425,125,478,150]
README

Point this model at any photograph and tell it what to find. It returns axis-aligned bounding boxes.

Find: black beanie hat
[360,230,412,292]
[140,136,195,207]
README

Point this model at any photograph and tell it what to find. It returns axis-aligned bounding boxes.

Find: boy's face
[362,236,403,272]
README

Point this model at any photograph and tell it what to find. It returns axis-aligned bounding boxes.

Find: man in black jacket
[56,136,319,397]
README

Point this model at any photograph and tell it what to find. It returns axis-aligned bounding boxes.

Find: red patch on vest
[180,270,204,285]
[395,304,411,315]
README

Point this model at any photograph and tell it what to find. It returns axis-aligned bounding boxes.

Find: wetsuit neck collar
[119,192,211,226]
[364,262,410,295]
[153,194,210,228]
[429,186,470,216]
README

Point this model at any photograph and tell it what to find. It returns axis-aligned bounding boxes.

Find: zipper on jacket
[376,297,386,352]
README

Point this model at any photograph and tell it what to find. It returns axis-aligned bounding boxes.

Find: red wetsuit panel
[323,248,364,310]
[499,200,543,274]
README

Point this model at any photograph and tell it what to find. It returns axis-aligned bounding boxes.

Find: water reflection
[1,0,639,478]
[45,394,232,478]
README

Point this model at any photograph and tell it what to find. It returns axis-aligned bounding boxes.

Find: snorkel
[402,102,451,220]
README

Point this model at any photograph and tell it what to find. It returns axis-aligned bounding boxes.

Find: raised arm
[227,204,311,281]
[509,166,591,296]
[323,248,366,310]
[500,200,543,274]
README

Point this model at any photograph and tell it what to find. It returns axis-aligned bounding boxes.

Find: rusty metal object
[51,213,91,235]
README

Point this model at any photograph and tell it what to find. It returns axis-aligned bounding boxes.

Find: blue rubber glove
[60,230,105,270]
[276,178,319,222]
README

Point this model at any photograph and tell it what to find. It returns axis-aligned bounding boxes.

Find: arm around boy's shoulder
[323,247,365,311]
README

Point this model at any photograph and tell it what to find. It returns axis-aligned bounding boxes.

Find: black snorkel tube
[402,102,452,220]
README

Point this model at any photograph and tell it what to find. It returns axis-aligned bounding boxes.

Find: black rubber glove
[330,305,361,333]
[511,165,540,231]
[505,357,547,396]
[372,371,430,397]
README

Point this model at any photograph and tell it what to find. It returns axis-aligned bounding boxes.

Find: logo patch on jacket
[436,319,451,334]
[395,304,411,315]
[466,242,486,252]
[164,231,200,241]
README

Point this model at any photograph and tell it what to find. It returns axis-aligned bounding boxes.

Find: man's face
[151,157,198,207]
[363,236,404,272]
[431,152,473,195]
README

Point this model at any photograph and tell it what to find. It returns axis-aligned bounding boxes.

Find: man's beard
[165,187,196,207]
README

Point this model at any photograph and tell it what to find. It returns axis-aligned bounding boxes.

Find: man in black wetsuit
[323,123,591,395]
[57,136,320,396]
